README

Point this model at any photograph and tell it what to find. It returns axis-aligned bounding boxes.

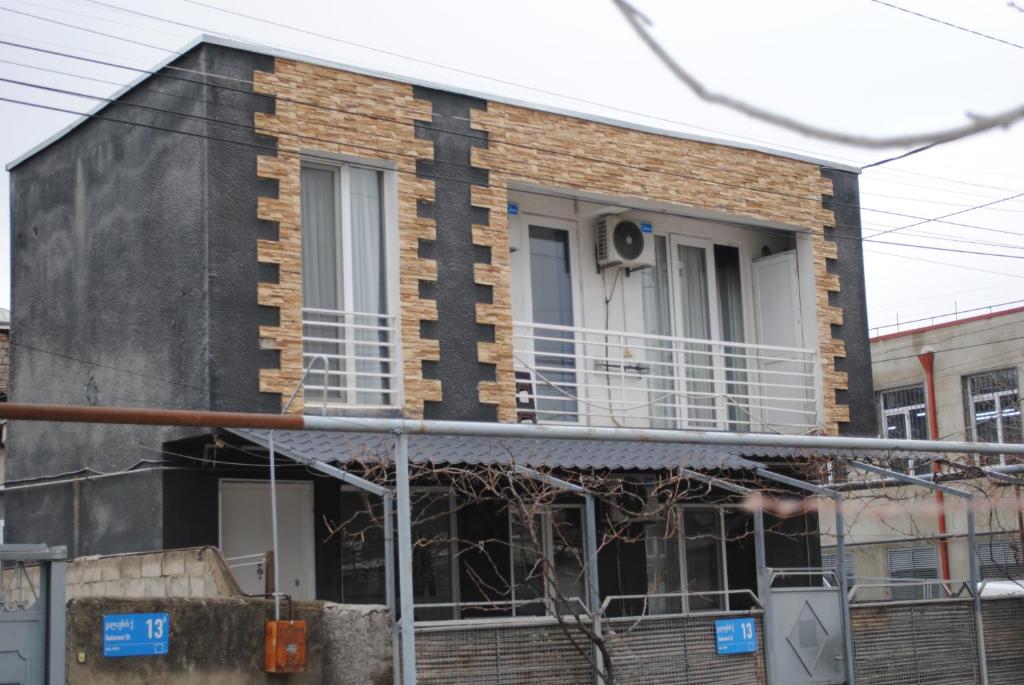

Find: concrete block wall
[252,55,852,433]
[64,547,240,601]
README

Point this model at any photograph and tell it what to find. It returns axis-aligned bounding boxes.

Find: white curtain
[348,167,388,405]
[676,244,715,426]
[641,236,677,428]
[715,247,748,430]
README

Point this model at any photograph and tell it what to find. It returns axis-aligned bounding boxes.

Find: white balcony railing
[301,307,401,411]
[513,321,819,433]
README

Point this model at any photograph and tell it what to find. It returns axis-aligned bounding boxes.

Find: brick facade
[252,58,849,433]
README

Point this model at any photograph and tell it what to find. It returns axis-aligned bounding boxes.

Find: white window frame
[299,154,403,410]
[887,546,940,600]
[964,368,1020,459]
[878,384,930,472]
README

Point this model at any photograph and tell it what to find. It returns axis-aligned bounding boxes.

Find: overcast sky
[2,0,1023,333]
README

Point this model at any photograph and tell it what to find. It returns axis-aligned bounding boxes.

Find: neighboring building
[5,36,874,621]
[0,306,7,542]
[822,304,1024,597]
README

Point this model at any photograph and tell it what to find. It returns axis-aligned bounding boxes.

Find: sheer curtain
[300,166,342,403]
[676,244,715,427]
[715,246,748,431]
[641,236,677,428]
[348,167,388,406]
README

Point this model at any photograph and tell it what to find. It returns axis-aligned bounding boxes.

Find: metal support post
[833,493,856,685]
[584,494,604,684]
[46,547,67,685]
[752,505,771,680]
[383,494,400,685]
[394,431,417,685]
[967,496,990,685]
[268,431,281,621]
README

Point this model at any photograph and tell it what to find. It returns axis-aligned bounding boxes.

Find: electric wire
[2,27,1024,242]
[865,0,1024,52]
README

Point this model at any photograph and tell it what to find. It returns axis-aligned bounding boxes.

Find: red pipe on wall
[918,351,953,586]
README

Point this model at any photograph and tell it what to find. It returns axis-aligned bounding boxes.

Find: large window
[878,385,930,474]
[300,161,393,408]
[888,547,940,600]
[641,506,729,614]
[963,369,1021,453]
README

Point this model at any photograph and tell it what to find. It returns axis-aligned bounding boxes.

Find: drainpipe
[918,351,952,589]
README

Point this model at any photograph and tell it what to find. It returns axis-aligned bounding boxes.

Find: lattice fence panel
[603,614,765,685]
[982,596,1024,685]
[416,621,593,685]
[851,601,980,685]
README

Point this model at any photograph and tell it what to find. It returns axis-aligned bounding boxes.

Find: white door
[219,480,316,600]
[752,250,809,432]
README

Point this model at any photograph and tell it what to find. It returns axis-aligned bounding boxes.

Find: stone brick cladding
[252,58,848,433]
[471,103,847,434]
[252,59,436,415]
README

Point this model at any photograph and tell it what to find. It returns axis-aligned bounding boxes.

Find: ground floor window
[337,489,736,620]
[888,546,939,600]
[978,540,1024,581]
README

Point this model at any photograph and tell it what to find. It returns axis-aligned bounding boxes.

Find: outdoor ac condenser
[595,215,655,272]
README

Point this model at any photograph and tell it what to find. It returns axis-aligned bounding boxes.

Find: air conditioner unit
[595,215,655,272]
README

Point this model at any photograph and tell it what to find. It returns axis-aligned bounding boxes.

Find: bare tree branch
[611,0,1024,150]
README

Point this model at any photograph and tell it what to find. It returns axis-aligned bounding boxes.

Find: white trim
[6,34,861,173]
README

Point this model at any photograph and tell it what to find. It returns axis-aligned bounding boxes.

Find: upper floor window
[878,385,930,474]
[300,161,397,409]
[963,368,1021,447]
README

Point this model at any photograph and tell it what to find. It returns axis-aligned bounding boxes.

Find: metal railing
[513,321,819,433]
[301,307,401,411]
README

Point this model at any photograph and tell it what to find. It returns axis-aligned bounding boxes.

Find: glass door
[668,236,723,429]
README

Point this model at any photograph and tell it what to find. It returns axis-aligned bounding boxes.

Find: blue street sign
[715,617,757,655]
[639,221,653,233]
[103,613,170,657]
[508,202,519,216]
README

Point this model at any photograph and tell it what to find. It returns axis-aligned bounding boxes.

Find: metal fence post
[46,548,67,685]
[394,430,417,685]
[967,495,990,685]
[833,493,856,685]
[753,506,771,681]
[584,494,604,685]
[383,494,400,685]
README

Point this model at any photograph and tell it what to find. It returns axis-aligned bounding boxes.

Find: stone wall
[65,546,239,601]
[66,596,392,685]
[252,56,851,433]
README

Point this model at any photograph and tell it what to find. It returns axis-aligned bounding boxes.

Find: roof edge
[7,34,862,174]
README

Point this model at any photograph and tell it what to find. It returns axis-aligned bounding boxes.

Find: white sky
[1,0,1023,334]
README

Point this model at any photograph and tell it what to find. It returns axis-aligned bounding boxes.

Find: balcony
[301,307,401,411]
[513,321,819,433]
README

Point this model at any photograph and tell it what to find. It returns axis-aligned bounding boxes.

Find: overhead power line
[5,89,1024,262]
[612,0,1024,149]
[865,0,1024,52]
[4,34,1024,245]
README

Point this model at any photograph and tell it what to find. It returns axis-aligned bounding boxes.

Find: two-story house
[5,35,876,680]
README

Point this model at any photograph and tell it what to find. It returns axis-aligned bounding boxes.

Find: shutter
[889,547,938,600]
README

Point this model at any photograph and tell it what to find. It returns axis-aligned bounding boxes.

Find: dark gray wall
[7,44,274,554]
[412,87,497,422]
[822,168,876,437]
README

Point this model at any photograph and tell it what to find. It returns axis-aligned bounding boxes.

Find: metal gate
[0,545,66,685]
[767,574,847,685]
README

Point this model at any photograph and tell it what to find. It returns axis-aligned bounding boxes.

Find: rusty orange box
[264,620,307,673]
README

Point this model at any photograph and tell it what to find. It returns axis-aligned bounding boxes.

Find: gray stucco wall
[6,44,273,553]
[822,168,876,437]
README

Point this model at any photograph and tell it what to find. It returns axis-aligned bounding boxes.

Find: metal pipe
[833,494,856,685]
[752,505,770,679]
[394,431,417,685]
[833,463,1024,493]
[383,494,400,685]
[919,351,953,587]
[845,460,972,498]
[967,497,991,685]
[268,432,281,621]
[9,402,1024,457]
[584,494,604,685]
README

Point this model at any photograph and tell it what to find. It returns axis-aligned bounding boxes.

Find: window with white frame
[878,385,932,474]
[300,161,395,409]
[641,506,729,614]
[888,547,940,600]
[821,550,854,587]
[963,369,1021,453]
[977,540,1024,581]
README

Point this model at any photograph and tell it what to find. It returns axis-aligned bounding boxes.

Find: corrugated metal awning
[226,428,918,472]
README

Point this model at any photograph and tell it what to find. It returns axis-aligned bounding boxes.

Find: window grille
[888,547,940,600]
[978,540,1024,581]
[878,385,930,473]
[821,550,854,586]
[963,368,1021,464]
